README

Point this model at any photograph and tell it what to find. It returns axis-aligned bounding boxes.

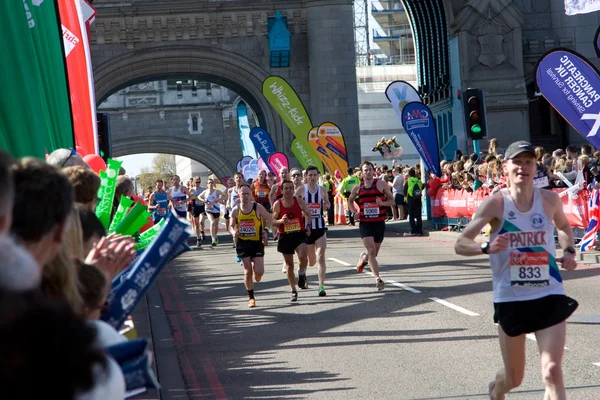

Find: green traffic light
[100,150,105,157]
[471,125,482,134]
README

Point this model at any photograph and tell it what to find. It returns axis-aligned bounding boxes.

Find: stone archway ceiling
[403,0,451,105]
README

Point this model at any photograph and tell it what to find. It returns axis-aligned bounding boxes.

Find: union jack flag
[580,189,600,252]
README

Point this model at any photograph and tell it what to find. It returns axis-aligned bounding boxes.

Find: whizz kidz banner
[536,49,600,148]
[400,102,441,177]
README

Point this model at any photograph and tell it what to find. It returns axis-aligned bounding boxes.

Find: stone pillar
[451,0,529,148]
[305,1,361,167]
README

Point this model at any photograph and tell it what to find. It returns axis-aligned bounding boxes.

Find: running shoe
[215,238,219,245]
[290,290,298,302]
[196,239,202,247]
[282,262,287,273]
[211,240,217,247]
[254,274,262,282]
[248,298,256,308]
[235,256,241,263]
[357,252,368,273]
[298,272,308,289]
[376,278,384,291]
[201,232,206,241]
[318,285,326,297]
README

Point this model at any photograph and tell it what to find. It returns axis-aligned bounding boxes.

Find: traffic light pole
[473,139,480,156]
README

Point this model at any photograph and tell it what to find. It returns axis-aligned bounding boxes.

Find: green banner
[262,76,322,172]
[123,210,152,237]
[0,1,73,158]
[114,202,146,236]
[108,195,134,233]
[95,159,123,229]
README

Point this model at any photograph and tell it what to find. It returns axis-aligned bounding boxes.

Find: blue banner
[237,102,258,159]
[250,127,277,173]
[401,102,441,177]
[106,338,160,391]
[536,49,600,148]
[595,26,600,57]
[102,213,190,329]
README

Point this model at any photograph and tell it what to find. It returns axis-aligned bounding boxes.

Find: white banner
[565,0,600,15]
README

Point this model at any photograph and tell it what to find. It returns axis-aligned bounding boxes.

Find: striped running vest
[489,188,564,303]
[236,203,262,242]
[303,184,325,229]
[357,179,387,222]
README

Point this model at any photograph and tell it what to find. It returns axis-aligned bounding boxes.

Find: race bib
[364,202,379,217]
[284,218,301,233]
[195,198,204,206]
[309,203,321,218]
[173,196,187,211]
[157,209,166,216]
[509,251,550,287]
[257,190,267,198]
[239,220,256,237]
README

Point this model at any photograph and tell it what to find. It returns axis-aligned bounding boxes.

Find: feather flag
[580,189,599,252]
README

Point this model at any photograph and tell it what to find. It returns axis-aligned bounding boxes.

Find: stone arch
[111,136,235,179]
[93,45,285,168]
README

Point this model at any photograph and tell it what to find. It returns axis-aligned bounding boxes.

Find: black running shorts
[236,240,264,259]
[207,212,220,219]
[192,205,206,218]
[359,221,386,243]
[305,228,327,245]
[493,294,578,337]
[394,193,405,206]
[277,231,306,255]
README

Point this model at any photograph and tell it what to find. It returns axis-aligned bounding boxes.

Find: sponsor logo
[510,251,549,266]
[531,213,545,229]
[508,210,516,220]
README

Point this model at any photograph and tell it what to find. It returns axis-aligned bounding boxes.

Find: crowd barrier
[431,188,590,237]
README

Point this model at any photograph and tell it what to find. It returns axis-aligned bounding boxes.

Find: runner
[289,168,304,191]
[295,165,330,297]
[272,180,312,302]
[190,176,207,247]
[269,166,289,206]
[147,179,170,224]
[253,169,272,245]
[348,161,395,290]
[339,167,361,226]
[227,172,245,252]
[229,185,272,308]
[198,178,227,246]
[454,141,578,400]
[168,175,190,219]
[223,177,235,233]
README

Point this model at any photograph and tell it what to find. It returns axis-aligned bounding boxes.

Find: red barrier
[432,188,590,229]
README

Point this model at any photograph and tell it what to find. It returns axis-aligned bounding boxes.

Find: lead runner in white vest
[455,141,578,400]
[294,165,330,297]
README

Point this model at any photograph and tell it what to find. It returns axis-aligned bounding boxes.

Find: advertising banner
[236,155,253,173]
[317,122,349,178]
[565,0,600,15]
[291,139,323,172]
[307,127,338,177]
[401,102,441,177]
[249,127,277,173]
[262,76,322,170]
[102,213,190,329]
[386,80,422,117]
[0,0,73,158]
[58,0,98,156]
[237,102,258,159]
[267,152,289,173]
[536,49,600,148]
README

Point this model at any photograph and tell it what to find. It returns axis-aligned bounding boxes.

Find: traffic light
[462,88,487,140]
[97,112,111,162]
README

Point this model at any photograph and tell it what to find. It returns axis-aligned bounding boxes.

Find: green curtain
[0,0,74,159]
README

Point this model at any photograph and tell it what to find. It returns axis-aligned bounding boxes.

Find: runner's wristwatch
[564,246,576,255]
[481,242,490,254]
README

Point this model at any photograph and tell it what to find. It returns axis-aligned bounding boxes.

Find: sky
[114,153,157,177]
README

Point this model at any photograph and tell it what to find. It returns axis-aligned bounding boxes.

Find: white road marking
[387,280,421,293]
[328,257,352,266]
[429,297,479,316]
[593,362,600,367]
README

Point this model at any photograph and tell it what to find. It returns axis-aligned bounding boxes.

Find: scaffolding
[353,0,370,67]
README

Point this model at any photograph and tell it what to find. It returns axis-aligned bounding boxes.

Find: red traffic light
[468,96,480,107]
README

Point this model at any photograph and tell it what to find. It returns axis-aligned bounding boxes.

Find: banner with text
[267,152,289,173]
[317,122,349,178]
[291,138,323,172]
[58,0,98,156]
[565,0,600,15]
[262,76,322,170]
[401,102,441,177]
[249,127,276,173]
[385,80,422,117]
[237,102,258,159]
[308,127,338,177]
[536,49,600,148]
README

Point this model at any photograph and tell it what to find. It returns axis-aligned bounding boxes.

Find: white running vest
[205,190,220,213]
[303,184,325,230]
[489,188,564,303]
[169,185,187,212]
